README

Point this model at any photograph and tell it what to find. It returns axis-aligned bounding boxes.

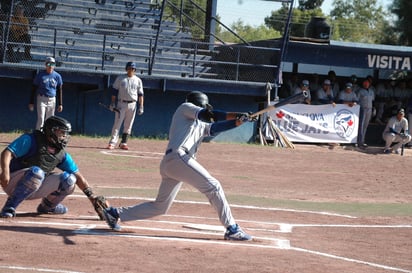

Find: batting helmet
[186,91,211,109]
[43,116,72,149]
[125,62,137,71]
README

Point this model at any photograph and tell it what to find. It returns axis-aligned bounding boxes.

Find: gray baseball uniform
[117,102,236,228]
[109,74,144,146]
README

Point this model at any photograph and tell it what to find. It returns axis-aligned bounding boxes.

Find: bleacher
[0,0,283,87]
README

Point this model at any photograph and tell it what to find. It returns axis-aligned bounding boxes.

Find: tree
[329,0,388,43]
[264,3,324,37]
[390,0,412,45]
[217,19,281,43]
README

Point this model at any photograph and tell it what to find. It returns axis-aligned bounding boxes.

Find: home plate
[183,224,225,233]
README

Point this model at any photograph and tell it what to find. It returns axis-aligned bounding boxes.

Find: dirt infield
[1,133,412,273]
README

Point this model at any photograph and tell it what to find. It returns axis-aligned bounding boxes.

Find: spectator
[316,79,335,105]
[293,79,311,104]
[8,5,31,60]
[280,72,299,98]
[349,74,360,94]
[327,70,340,98]
[309,73,321,101]
[29,57,63,131]
[382,108,411,154]
[107,62,144,150]
[337,82,358,107]
[357,79,375,148]
[374,80,394,124]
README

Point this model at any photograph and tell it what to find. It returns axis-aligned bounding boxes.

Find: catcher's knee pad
[22,166,45,191]
[58,172,76,194]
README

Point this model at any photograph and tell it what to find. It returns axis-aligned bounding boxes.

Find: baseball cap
[302,80,309,86]
[345,82,353,89]
[323,79,331,85]
[45,57,56,66]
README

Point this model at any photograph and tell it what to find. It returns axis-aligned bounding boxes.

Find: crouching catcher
[0,116,108,219]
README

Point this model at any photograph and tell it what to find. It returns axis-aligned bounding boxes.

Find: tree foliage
[264,3,324,37]
[217,19,281,43]
[329,0,388,43]
[390,0,412,45]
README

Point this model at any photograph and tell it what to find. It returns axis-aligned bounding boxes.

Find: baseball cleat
[107,144,115,150]
[119,143,128,150]
[224,224,252,241]
[1,207,16,218]
[383,149,391,154]
[37,203,68,214]
[103,207,122,231]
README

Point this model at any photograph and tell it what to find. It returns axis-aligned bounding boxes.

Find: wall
[0,77,258,143]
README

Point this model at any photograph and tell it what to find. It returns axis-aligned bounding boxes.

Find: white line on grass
[0,265,84,273]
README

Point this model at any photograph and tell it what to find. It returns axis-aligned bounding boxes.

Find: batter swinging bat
[250,91,309,118]
[99,102,120,113]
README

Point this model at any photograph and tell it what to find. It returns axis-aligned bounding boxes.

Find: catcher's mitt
[90,195,110,220]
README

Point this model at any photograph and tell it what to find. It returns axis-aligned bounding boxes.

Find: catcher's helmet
[125,62,137,71]
[186,91,211,109]
[43,116,72,149]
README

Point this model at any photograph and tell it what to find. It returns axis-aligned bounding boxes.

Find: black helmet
[186,91,211,109]
[125,62,136,71]
[43,116,72,149]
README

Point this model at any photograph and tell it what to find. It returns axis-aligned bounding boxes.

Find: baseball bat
[99,102,120,113]
[250,91,309,118]
[401,143,404,156]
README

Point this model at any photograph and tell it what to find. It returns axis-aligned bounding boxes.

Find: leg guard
[40,172,76,209]
[2,166,44,210]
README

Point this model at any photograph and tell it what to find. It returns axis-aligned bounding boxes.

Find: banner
[265,103,360,143]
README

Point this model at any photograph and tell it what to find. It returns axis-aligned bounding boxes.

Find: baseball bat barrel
[250,90,309,118]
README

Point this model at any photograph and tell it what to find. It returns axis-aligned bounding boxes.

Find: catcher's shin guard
[41,172,76,209]
[4,167,44,209]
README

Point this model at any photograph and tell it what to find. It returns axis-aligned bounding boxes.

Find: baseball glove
[89,195,110,220]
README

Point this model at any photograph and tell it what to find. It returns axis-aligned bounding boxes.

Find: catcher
[0,116,108,219]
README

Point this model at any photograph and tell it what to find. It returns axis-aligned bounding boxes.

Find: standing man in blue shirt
[0,116,106,219]
[29,57,63,130]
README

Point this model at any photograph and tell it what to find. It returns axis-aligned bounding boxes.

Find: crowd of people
[280,70,412,151]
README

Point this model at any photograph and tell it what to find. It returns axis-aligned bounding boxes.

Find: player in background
[382,108,411,154]
[107,62,144,150]
[29,57,63,131]
[103,91,254,241]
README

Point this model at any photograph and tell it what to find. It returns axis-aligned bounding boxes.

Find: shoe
[119,143,128,150]
[394,149,400,154]
[1,207,16,218]
[107,144,115,150]
[37,203,68,214]
[383,149,391,154]
[103,207,122,231]
[224,224,252,241]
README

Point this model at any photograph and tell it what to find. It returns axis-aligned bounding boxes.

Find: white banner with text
[265,103,360,143]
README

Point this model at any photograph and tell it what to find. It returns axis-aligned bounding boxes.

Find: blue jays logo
[334,109,356,138]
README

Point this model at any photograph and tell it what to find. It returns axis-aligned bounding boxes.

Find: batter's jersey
[7,133,78,174]
[113,74,143,102]
[166,103,212,157]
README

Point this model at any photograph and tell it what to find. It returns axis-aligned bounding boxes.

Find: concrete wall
[0,77,259,143]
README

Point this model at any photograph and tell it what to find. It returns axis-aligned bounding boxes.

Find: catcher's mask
[186,91,213,110]
[43,116,72,149]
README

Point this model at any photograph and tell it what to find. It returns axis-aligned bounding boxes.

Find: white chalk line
[100,150,163,159]
[0,265,84,273]
[2,216,412,272]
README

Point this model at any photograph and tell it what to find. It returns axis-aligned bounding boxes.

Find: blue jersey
[7,133,78,173]
[33,70,63,97]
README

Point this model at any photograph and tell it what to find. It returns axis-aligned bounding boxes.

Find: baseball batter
[107,62,144,150]
[103,91,253,241]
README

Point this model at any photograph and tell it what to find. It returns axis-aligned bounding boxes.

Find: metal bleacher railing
[0,0,286,84]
